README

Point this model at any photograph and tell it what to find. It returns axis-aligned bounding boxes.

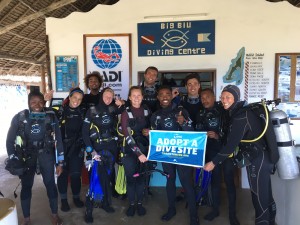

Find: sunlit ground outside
[0,85,27,156]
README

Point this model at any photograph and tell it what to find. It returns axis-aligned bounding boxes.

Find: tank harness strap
[277,141,294,147]
[271,116,292,147]
[272,117,288,127]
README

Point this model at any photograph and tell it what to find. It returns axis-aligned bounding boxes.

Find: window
[138,70,216,96]
[275,53,300,102]
[275,53,300,119]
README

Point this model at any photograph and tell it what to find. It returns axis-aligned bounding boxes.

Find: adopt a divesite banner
[147,130,207,167]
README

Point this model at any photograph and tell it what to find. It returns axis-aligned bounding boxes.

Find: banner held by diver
[147,130,207,167]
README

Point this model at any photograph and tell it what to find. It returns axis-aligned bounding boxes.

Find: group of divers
[5,66,277,225]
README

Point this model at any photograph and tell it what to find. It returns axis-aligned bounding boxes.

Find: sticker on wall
[223,47,245,85]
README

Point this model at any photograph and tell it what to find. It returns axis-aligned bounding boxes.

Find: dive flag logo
[141,35,155,44]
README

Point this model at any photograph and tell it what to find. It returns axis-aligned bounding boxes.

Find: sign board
[55,56,78,92]
[138,20,215,57]
[148,130,207,167]
[84,34,131,99]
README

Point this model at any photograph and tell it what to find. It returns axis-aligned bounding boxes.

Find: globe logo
[91,39,122,69]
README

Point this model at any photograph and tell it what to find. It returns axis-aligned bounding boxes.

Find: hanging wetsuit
[6,108,64,219]
[212,101,276,225]
[195,102,238,221]
[150,104,199,225]
[121,105,151,215]
[53,104,86,210]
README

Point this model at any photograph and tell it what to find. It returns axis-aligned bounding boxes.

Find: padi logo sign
[91,39,122,69]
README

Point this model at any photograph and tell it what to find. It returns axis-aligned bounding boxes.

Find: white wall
[46,1,300,224]
[46,0,300,98]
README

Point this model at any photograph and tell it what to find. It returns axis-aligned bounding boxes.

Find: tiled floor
[0,156,257,225]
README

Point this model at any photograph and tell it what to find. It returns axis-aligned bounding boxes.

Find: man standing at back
[140,66,160,113]
[176,73,203,127]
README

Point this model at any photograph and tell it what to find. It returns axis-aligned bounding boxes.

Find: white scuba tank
[270,108,299,179]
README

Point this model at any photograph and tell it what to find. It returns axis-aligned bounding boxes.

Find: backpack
[239,102,279,164]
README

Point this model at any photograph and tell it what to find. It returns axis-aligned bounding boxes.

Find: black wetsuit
[140,82,160,113]
[150,104,199,224]
[82,92,101,109]
[212,101,276,225]
[121,105,151,205]
[195,102,237,217]
[82,94,124,211]
[6,108,64,218]
[53,104,86,202]
[175,95,203,127]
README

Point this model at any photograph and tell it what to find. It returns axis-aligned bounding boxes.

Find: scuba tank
[270,106,299,179]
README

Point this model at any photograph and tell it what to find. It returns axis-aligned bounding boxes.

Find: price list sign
[55,56,78,92]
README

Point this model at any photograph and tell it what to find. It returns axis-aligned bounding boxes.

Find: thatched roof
[0,0,119,83]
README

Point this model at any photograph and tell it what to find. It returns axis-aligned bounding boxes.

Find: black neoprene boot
[126,204,135,217]
[204,209,220,221]
[61,199,70,212]
[190,216,199,225]
[229,214,240,225]
[73,197,84,208]
[137,203,146,216]
[84,197,94,223]
[161,207,176,221]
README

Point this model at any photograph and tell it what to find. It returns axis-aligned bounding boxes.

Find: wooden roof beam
[0,53,42,65]
[9,30,45,44]
[19,0,37,13]
[0,0,76,36]
[0,0,13,12]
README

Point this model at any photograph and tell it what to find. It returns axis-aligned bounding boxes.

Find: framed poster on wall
[55,55,78,92]
[83,34,132,99]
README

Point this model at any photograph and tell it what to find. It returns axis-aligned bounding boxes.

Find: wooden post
[45,35,53,90]
[41,64,46,93]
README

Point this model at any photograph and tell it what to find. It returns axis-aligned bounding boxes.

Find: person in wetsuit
[52,87,86,212]
[148,85,199,225]
[195,88,239,225]
[204,85,276,225]
[82,87,124,223]
[6,91,64,225]
[120,86,151,217]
